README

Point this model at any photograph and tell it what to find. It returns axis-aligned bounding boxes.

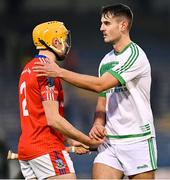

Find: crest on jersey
[47,77,55,87]
[55,159,65,169]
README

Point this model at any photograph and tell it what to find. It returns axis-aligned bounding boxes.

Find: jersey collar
[34,55,47,58]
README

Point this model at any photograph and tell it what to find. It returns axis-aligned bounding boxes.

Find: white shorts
[19,150,75,180]
[94,138,157,176]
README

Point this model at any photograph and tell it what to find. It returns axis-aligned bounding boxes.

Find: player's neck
[38,50,56,62]
[113,36,132,54]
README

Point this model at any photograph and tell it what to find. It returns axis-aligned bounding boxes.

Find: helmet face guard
[32,21,71,61]
[64,31,71,55]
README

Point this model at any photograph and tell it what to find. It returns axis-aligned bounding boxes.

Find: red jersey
[18,55,65,160]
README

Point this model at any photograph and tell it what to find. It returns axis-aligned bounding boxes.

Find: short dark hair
[101,3,133,30]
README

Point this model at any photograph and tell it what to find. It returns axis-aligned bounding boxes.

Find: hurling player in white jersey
[33,3,157,179]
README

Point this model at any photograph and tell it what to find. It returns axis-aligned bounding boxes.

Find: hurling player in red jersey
[18,21,104,179]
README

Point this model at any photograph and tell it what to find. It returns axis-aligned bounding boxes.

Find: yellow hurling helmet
[32,21,71,60]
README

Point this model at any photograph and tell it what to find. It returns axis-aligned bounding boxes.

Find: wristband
[70,146,75,153]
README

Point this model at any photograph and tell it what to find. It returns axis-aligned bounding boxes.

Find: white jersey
[98,42,155,144]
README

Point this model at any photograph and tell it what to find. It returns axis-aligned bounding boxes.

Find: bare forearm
[59,68,103,93]
[93,111,106,126]
[49,116,92,146]
[43,100,102,147]
[93,97,106,126]
[89,96,107,140]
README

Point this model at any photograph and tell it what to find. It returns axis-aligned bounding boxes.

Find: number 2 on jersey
[20,81,29,116]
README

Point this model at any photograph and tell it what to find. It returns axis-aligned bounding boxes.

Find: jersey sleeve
[107,43,148,85]
[37,77,59,101]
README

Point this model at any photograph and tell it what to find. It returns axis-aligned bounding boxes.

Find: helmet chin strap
[39,39,65,61]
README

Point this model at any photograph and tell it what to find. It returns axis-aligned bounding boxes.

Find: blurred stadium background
[0,0,170,178]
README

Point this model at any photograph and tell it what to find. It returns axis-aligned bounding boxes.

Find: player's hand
[66,145,90,155]
[88,137,105,148]
[32,58,61,77]
[89,124,107,141]
[66,139,89,149]
[7,150,18,160]
[74,146,90,154]
[71,140,90,155]
[65,139,90,155]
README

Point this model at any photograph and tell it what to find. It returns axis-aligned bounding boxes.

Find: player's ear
[121,20,128,31]
[52,38,60,47]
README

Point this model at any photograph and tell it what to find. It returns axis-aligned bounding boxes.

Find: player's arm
[59,69,119,93]
[89,96,107,140]
[43,100,103,147]
[33,60,119,93]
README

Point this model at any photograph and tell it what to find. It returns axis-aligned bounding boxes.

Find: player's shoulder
[133,42,150,68]
[101,50,115,63]
[133,42,148,57]
[20,56,34,75]
[105,49,115,58]
[23,55,47,67]
[25,55,48,70]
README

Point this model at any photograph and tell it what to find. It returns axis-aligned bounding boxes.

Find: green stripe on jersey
[115,44,135,74]
[100,61,119,76]
[115,42,133,55]
[116,43,139,74]
[98,92,106,97]
[107,131,151,139]
[107,70,126,85]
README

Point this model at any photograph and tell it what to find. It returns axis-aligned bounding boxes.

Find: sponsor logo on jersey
[106,85,128,94]
[114,86,128,93]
